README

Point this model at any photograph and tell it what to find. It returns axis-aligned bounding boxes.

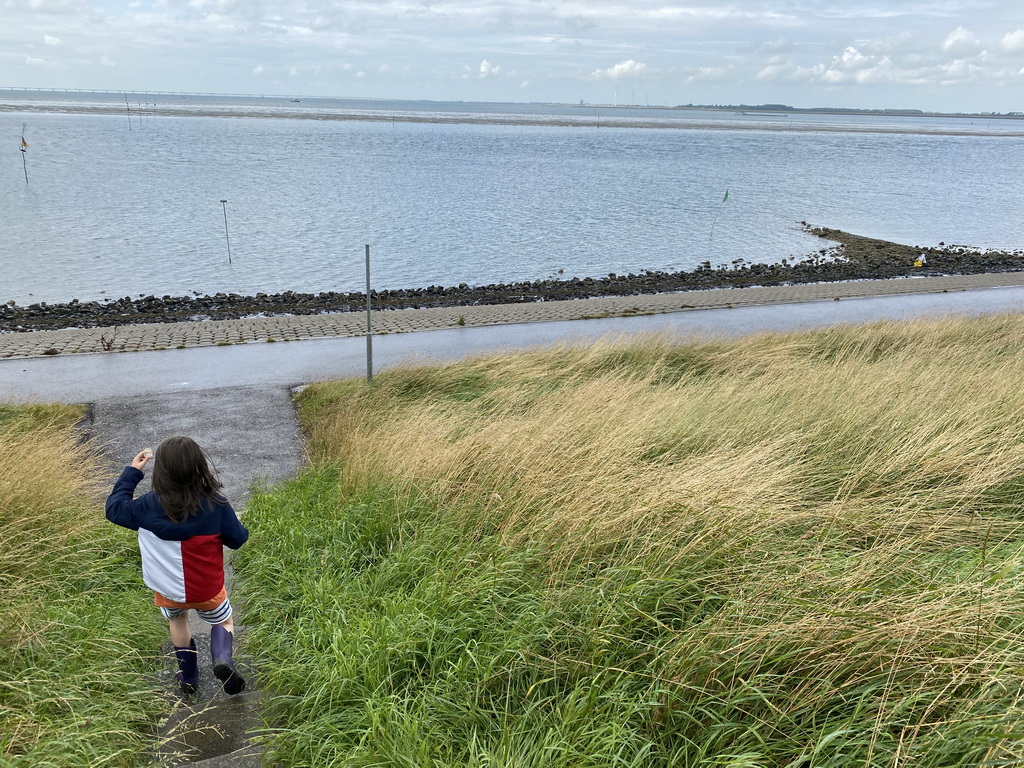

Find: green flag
[723,190,729,202]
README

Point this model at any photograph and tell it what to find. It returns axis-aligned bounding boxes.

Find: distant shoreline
[2,97,1022,137]
[3,226,1023,333]
[4,88,1023,120]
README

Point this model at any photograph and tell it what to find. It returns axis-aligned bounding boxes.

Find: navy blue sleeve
[105,466,145,531]
[219,502,249,550]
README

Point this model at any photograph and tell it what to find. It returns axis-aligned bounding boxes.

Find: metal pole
[220,200,232,264]
[365,244,373,384]
[20,123,29,183]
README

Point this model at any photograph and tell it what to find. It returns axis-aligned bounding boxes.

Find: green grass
[237,314,1024,766]
[0,404,167,767]
[240,475,1024,766]
[241,476,685,767]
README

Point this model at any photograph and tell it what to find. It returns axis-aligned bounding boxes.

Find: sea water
[2,94,1023,305]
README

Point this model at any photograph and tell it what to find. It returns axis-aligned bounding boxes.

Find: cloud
[100,55,115,66]
[823,55,895,85]
[832,46,877,71]
[1,0,1022,110]
[22,0,85,12]
[563,15,597,32]
[942,26,982,57]
[686,65,734,84]
[755,27,1012,92]
[249,23,287,35]
[863,33,914,56]
[756,57,796,82]
[591,59,647,80]
[755,39,796,54]
[1000,29,1024,53]
[937,57,986,84]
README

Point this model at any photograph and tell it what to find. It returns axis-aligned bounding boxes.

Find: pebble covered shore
[4,225,1023,333]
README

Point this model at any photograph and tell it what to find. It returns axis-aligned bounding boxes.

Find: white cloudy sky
[3,0,1024,111]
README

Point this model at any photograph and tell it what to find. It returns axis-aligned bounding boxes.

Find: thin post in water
[19,124,28,184]
[365,244,373,384]
[220,199,232,264]
[709,189,729,243]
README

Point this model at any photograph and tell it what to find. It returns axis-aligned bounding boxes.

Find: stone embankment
[3,225,1023,333]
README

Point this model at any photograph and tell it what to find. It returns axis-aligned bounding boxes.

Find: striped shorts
[155,587,233,625]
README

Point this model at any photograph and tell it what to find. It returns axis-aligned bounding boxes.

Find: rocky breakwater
[3,225,1023,333]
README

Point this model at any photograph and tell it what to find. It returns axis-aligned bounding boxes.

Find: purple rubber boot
[173,639,198,695]
[210,624,246,695]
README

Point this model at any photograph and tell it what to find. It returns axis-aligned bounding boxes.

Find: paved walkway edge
[4,273,1024,359]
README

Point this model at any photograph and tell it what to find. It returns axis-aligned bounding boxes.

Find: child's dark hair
[151,436,225,523]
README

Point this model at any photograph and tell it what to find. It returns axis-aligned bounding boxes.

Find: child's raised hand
[132,449,153,471]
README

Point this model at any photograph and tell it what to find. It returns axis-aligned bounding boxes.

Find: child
[105,435,249,696]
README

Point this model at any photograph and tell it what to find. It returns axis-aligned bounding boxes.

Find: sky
[2,0,1024,113]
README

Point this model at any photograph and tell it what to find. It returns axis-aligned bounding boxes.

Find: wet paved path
[87,388,302,766]
[3,271,1024,360]
[4,276,1024,405]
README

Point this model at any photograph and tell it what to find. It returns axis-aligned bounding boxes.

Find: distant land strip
[2,101,1023,137]
[3,88,1023,117]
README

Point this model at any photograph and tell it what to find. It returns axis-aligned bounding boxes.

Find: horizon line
[1,86,1020,118]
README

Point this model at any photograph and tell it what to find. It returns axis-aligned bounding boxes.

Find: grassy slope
[0,405,166,767]
[238,314,1024,767]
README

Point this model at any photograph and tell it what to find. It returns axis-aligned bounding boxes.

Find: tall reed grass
[0,404,166,767]
[239,313,1024,766]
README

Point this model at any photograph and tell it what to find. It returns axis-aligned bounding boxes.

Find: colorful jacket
[105,467,249,603]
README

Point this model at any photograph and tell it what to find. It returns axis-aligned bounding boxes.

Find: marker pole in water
[365,244,373,385]
[19,124,28,184]
[220,200,232,265]
[709,189,729,243]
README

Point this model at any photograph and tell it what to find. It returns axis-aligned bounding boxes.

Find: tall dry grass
[0,404,165,766]
[0,405,103,586]
[248,312,1024,765]
[305,314,1024,547]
